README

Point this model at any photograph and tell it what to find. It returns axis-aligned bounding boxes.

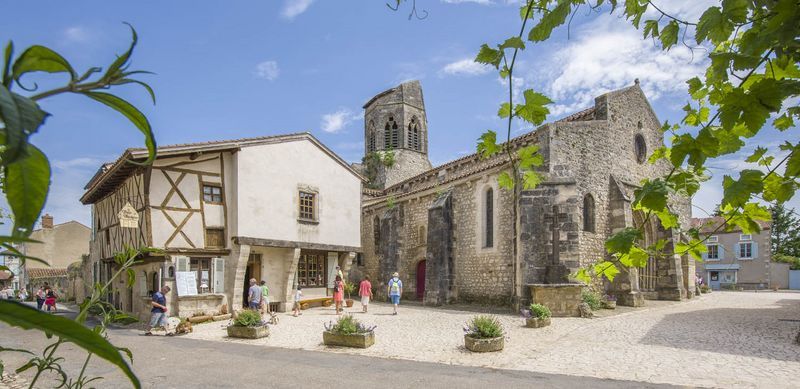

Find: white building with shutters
[691,217,775,290]
[81,133,363,320]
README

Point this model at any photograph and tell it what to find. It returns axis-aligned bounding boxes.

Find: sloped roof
[81,132,364,204]
[27,268,68,279]
[690,217,771,234]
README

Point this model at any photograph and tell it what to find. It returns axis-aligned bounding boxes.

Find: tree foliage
[771,204,800,257]
[0,25,155,388]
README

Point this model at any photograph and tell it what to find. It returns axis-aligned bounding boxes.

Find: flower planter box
[525,317,551,328]
[464,335,504,352]
[227,325,269,339]
[345,299,354,308]
[603,301,617,309]
[322,331,375,348]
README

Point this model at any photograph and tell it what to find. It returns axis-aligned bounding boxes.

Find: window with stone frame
[299,191,317,221]
[367,121,376,152]
[484,188,494,248]
[296,252,326,287]
[384,116,399,149]
[739,242,753,259]
[408,116,421,151]
[373,216,381,253]
[634,134,647,164]
[583,194,596,232]
[203,184,223,203]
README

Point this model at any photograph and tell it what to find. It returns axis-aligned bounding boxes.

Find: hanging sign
[118,202,139,229]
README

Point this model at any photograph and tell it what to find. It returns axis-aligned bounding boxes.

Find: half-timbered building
[81,133,362,320]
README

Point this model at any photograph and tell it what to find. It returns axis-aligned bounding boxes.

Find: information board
[175,271,198,296]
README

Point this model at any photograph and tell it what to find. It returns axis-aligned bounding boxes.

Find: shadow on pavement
[640,298,800,361]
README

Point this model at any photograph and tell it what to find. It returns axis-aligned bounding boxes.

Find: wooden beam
[233,236,360,253]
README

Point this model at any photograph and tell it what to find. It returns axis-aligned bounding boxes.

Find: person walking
[18,288,27,301]
[35,286,45,310]
[247,278,261,310]
[359,275,373,313]
[44,286,58,313]
[333,275,345,315]
[259,280,271,314]
[144,285,172,336]
[387,272,403,315]
[292,285,303,317]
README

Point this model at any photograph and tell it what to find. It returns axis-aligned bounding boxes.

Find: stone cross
[543,205,563,265]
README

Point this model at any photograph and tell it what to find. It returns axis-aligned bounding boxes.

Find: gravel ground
[184,291,800,388]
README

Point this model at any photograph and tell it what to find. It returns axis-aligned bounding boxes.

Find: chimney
[42,214,54,229]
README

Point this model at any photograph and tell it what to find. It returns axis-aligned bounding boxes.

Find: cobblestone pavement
[186,291,800,388]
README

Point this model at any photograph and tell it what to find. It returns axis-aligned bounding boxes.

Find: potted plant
[603,294,617,309]
[227,309,269,339]
[463,315,504,352]
[525,304,552,328]
[323,314,376,348]
[344,281,356,308]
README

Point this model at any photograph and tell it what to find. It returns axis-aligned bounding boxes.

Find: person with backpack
[333,275,344,315]
[387,272,403,315]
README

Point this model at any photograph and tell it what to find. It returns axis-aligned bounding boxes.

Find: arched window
[367,121,376,153]
[408,116,421,151]
[373,216,381,254]
[583,194,595,232]
[485,188,494,248]
[384,116,399,149]
[634,134,647,164]
[151,271,160,295]
[168,266,175,278]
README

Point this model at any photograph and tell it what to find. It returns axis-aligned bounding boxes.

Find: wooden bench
[299,297,333,310]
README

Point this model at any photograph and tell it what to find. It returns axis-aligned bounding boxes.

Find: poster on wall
[176,271,198,296]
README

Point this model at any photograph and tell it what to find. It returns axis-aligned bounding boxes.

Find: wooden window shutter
[326,253,337,289]
[213,257,224,293]
[176,256,190,272]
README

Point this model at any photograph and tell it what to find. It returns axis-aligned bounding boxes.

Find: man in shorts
[387,272,403,315]
[144,285,171,336]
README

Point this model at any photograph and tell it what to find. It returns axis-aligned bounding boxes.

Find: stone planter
[322,331,375,348]
[464,335,504,352]
[345,299,354,308]
[603,301,617,309]
[227,325,269,339]
[525,317,551,328]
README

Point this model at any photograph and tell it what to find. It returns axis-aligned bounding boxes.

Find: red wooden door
[416,260,426,300]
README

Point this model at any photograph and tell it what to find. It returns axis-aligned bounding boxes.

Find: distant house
[692,217,779,290]
[81,133,363,320]
[11,215,90,295]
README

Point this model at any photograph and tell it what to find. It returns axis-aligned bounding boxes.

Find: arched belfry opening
[362,80,433,188]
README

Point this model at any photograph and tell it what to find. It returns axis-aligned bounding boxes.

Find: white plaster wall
[253,246,292,303]
[205,204,225,228]
[234,139,361,248]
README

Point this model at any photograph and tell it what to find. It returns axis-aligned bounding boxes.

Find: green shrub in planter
[581,289,602,311]
[529,304,551,319]
[464,315,504,339]
[234,309,263,327]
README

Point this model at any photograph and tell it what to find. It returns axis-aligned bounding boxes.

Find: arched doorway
[416,260,426,300]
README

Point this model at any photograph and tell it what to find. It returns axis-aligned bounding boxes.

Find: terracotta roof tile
[27,268,68,279]
[690,216,771,233]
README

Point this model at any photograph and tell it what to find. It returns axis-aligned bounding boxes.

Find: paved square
[187,291,800,388]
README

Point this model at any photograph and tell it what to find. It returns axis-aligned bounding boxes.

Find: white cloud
[254,61,280,81]
[282,0,315,20]
[63,26,90,43]
[517,14,707,117]
[321,108,361,133]
[439,59,493,77]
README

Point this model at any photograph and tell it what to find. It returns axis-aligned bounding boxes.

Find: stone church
[355,80,694,308]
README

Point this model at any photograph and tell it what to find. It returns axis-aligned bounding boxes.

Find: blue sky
[1,0,796,228]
